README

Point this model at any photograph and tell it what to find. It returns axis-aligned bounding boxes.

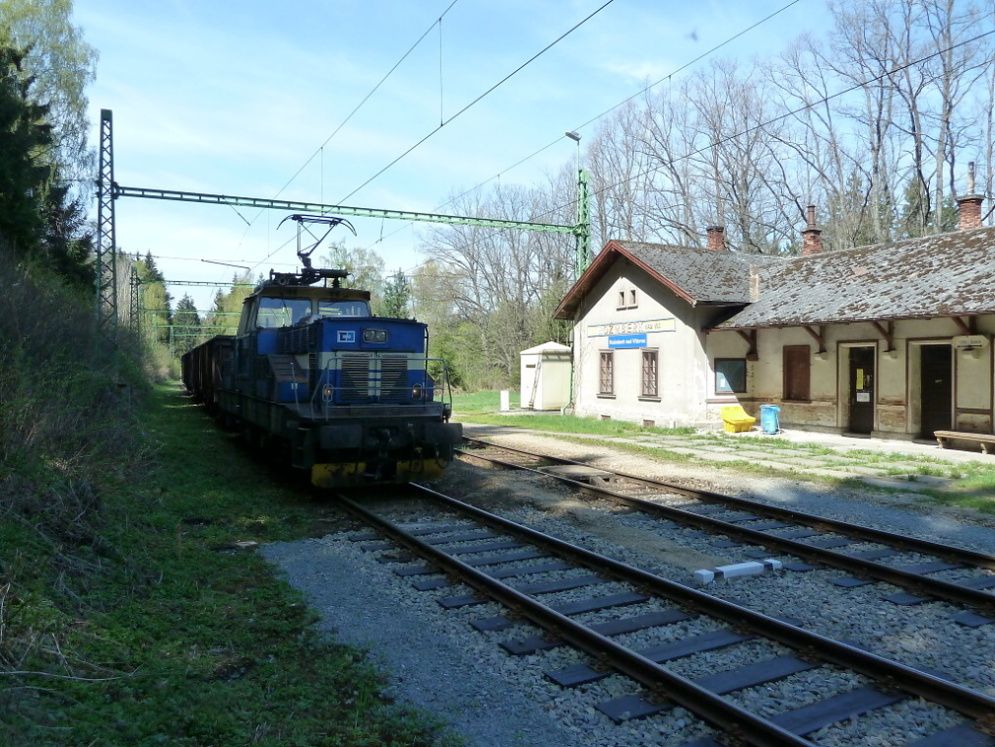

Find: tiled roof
[553,240,783,318]
[718,226,995,329]
[554,227,995,328]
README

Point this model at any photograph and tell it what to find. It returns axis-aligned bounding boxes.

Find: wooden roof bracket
[871,320,895,352]
[736,329,759,361]
[953,316,976,335]
[803,325,826,354]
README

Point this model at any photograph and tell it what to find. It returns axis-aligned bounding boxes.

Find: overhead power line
[275,0,462,203]
[534,26,995,223]
[373,0,802,251]
[337,0,618,204]
[233,0,463,252]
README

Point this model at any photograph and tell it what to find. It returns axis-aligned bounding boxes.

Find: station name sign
[608,333,647,349]
[588,317,676,338]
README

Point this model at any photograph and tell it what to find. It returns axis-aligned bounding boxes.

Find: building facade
[555,200,995,439]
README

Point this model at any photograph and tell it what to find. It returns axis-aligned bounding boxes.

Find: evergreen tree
[0,42,94,286]
[0,45,50,255]
[172,293,201,354]
[379,268,411,318]
[41,174,92,287]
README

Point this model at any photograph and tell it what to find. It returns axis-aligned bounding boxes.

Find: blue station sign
[608,333,647,349]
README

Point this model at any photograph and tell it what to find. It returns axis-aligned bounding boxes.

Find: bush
[0,250,150,711]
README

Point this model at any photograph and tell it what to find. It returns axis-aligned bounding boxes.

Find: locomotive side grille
[380,355,408,397]
[339,354,370,400]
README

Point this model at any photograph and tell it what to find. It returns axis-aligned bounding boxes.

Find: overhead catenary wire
[248,0,617,275]
[531,26,995,225]
[231,0,462,252]
[373,0,802,251]
[336,0,618,204]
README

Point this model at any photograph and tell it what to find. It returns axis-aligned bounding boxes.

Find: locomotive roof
[246,284,372,303]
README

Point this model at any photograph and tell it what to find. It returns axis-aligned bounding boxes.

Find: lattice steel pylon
[95,109,118,340]
[129,265,140,337]
[575,168,591,280]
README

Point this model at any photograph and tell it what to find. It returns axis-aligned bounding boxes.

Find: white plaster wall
[520,353,539,406]
[706,316,995,436]
[571,259,711,426]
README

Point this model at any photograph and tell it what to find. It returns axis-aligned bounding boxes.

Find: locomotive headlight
[321,384,334,402]
[362,328,387,343]
[411,384,423,400]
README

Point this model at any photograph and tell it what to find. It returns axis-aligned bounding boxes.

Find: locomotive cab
[183,215,461,489]
[221,272,460,488]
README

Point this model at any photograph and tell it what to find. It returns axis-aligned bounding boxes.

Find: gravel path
[262,532,581,747]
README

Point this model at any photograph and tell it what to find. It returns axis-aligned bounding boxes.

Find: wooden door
[920,345,952,438]
[783,345,810,401]
[848,347,875,434]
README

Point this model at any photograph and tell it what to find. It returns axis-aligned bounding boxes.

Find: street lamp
[563,131,589,278]
[564,130,581,177]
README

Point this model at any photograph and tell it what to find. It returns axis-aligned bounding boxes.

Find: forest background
[3,1,995,391]
[132,0,995,389]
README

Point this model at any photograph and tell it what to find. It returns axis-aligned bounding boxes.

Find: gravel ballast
[260,428,995,745]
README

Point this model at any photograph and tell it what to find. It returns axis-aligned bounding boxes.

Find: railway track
[341,483,995,746]
[458,437,995,623]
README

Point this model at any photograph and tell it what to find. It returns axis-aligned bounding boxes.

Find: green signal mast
[96,108,592,337]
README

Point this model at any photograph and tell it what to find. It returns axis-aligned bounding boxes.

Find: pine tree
[380,268,411,318]
[173,293,201,354]
[0,46,50,256]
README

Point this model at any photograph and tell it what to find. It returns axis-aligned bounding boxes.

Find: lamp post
[564,130,590,279]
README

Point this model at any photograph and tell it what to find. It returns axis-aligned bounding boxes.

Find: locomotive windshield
[256,297,311,328]
[318,300,370,318]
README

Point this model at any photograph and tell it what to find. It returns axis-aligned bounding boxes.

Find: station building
[554,193,995,440]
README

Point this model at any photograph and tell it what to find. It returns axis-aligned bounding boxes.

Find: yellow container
[721,405,756,433]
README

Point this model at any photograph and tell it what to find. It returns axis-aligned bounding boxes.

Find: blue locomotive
[181,216,461,487]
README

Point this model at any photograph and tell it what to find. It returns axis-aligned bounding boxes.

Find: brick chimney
[706,225,725,251]
[801,204,822,256]
[957,162,985,230]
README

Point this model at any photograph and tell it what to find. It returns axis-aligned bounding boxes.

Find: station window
[599,351,614,396]
[630,289,638,308]
[783,345,811,401]
[617,291,626,310]
[641,349,658,398]
[714,358,747,394]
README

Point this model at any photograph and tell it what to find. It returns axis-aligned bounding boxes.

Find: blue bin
[760,405,781,435]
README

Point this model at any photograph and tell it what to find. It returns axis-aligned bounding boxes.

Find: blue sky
[77,0,827,311]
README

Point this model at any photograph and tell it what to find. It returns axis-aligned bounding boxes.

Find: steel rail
[458,444,995,612]
[404,483,995,723]
[338,493,815,747]
[462,437,995,571]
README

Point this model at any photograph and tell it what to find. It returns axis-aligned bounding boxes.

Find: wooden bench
[934,430,995,454]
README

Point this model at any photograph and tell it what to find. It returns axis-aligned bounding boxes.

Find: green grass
[2,384,455,746]
[451,389,519,414]
[451,391,995,514]
[452,390,695,437]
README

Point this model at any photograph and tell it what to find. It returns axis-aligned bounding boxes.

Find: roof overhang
[554,240,698,320]
[710,310,989,333]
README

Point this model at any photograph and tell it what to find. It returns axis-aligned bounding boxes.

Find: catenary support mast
[95,109,118,340]
[97,109,591,330]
